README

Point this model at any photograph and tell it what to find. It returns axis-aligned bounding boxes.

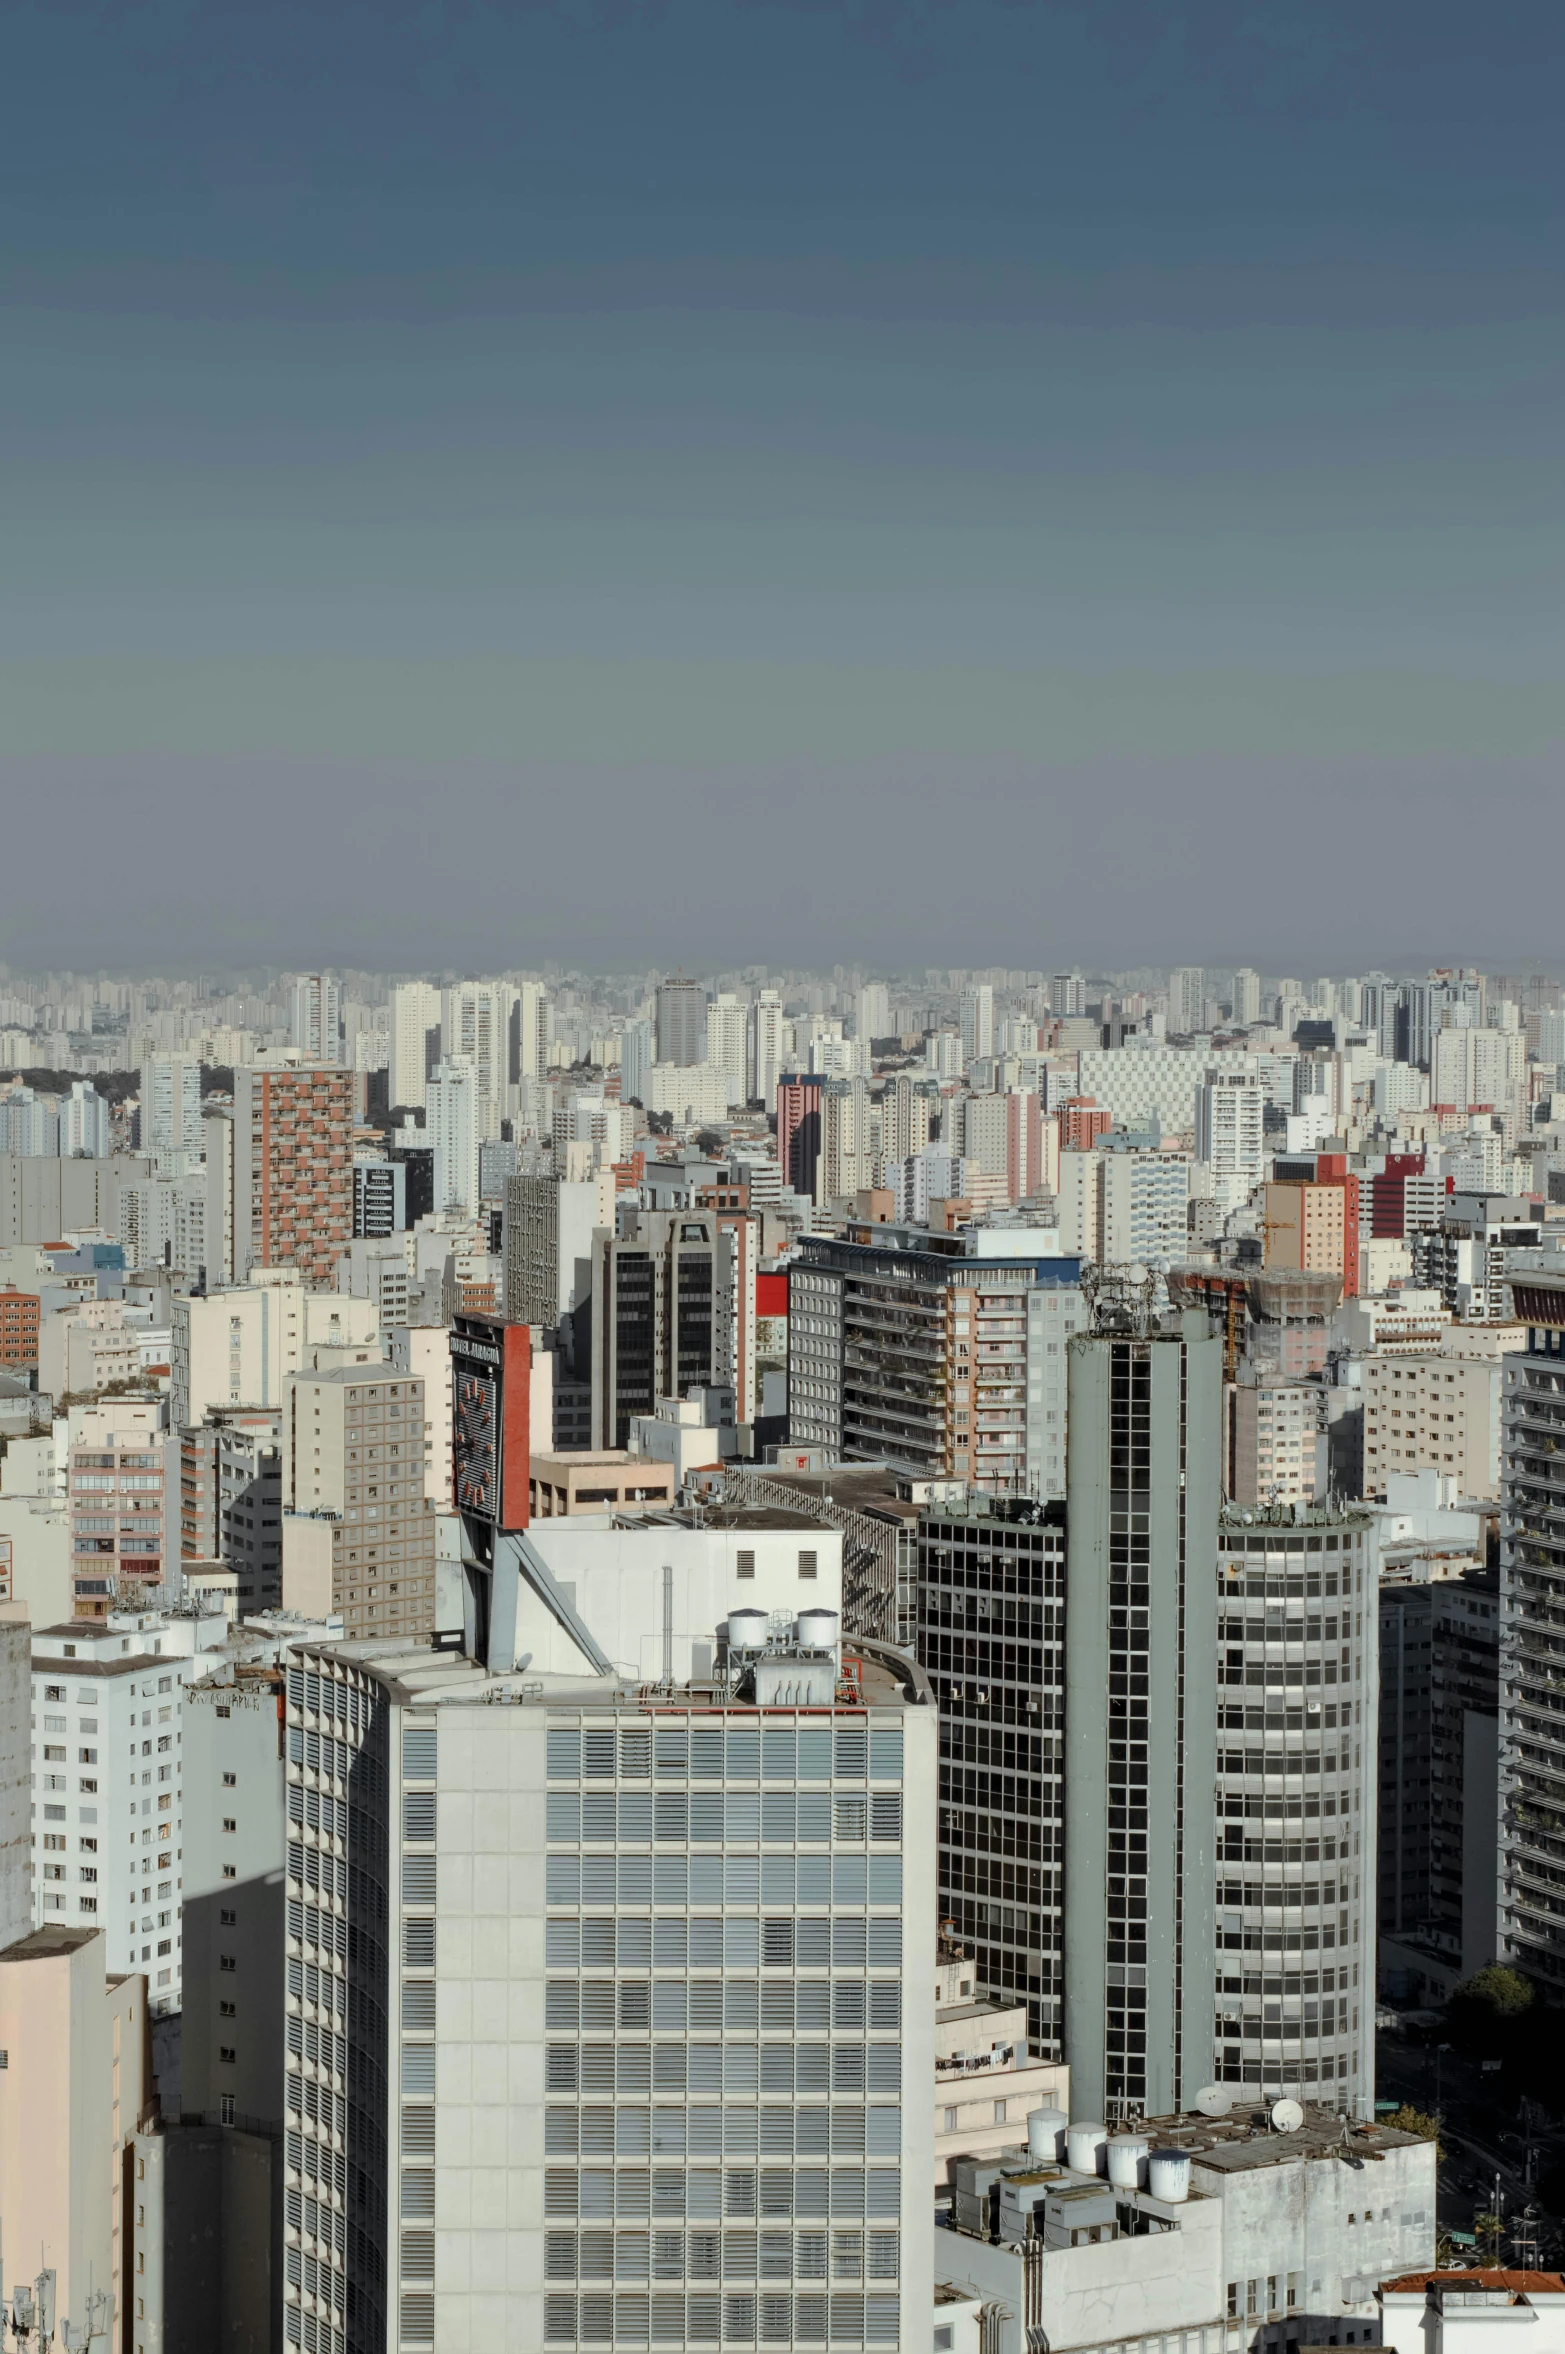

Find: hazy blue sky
[1,0,1560,974]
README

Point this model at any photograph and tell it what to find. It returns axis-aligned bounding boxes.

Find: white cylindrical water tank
[1105,2134,1149,2191]
[1027,2107,1068,2163]
[1065,2122,1107,2177]
[1147,2149,1191,2204]
[727,1609,770,1652]
[795,1608,840,1651]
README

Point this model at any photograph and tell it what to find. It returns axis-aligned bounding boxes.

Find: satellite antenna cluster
[1082,1261,1163,1337]
[1188,2086,1305,2135]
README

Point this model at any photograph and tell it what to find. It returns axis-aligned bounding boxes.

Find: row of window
[544,1917,902,1971]
[546,1857,904,1909]
[543,2167,901,2219]
[544,2103,901,2152]
[1215,2053,1354,2082]
[545,1980,900,2032]
[540,2289,901,2344]
[546,1726,903,1784]
[544,2228,897,2282]
[1216,2012,1354,2040]
[546,1793,902,1845]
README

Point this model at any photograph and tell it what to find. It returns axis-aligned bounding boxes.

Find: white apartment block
[141,1051,204,1169]
[879,1077,936,1166]
[441,981,512,1129]
[1195,1073,1267,1213]
[1362,1351,1507,1499]
[959,987,994,1065]
[1231,969,1262,1027]
[339,1236,414,1332]
[747,993,786,1112]
[1431,1024,1524,1120]
[427,1056,483,1213]
[1098,1150,1189,1267]
[172,1272,380,1430]
[1056,1148,1189,1268]
[1167,966,1205,1034]
[954,1095,1009,1186]
[290,976,343,1064]
[389,982,441,1113]
[707,995,749,1106]
[31,1613,226,2011]
[516,980,555,1082]
[645,1062,733,1125]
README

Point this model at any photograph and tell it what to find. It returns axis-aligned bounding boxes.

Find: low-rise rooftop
[0,1925,101,1963]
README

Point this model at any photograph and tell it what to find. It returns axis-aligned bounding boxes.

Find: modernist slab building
[280,1606,936,2353]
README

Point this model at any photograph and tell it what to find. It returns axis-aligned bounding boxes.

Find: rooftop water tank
[726,1609,770,1653]
[1106,2134,1150,2191]
[1065,2122,1107,2178]
[795,1608,840,1652]
[1147,2149,1191,2204]
[1027,2107,1068,2163]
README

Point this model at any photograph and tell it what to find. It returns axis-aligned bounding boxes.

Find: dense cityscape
[0,958,1561,2349]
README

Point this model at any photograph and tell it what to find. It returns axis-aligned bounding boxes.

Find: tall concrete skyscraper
[289,973,342,1063]
[514,978,554,1080]
[141,1050,203,1169]
[441,979,512,1133]
[1195,1070,1268,1213]
[853,982,889,1044]
[1213,1504,1377,2116]
[426,1054,482,1213]
[655,975,707,1066]
[1167,966,1205,1035]
[958,984,993,1064]
[1062,1278,1222,2123]
[745,991,786,1111]
[389,981,441,1111]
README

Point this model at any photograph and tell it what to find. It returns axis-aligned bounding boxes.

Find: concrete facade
[1064,1308,1222,2123]
[281,1613,935,2354]
[31,1613,225,2010]
[1363,1350,1507,1499]
[230,1065,356,1288]
[0,1926,150,2345]
[937,2107,1435,2354]
[281,1364,437,1641]
[1213,1508,1377,2115]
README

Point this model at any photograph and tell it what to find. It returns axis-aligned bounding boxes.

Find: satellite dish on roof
[1194,2086,1232,2117]
[1271,2098,1305,2134]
